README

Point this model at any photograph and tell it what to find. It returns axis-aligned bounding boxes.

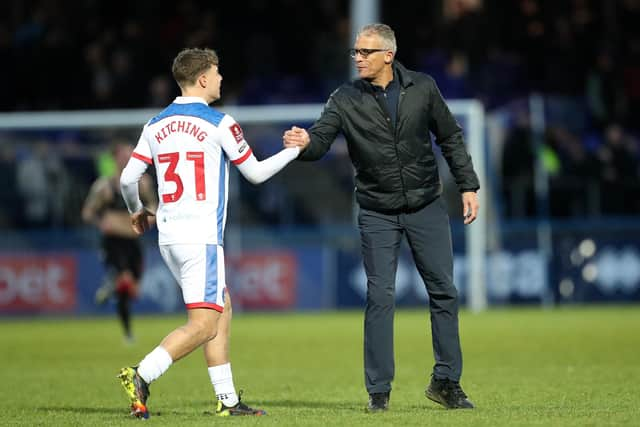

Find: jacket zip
[396,90,407,207]
[373,91,394,135]
[377,89,409,208]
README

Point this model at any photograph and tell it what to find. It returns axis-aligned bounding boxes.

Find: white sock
[208,363,238,407]
[137,346,173,384]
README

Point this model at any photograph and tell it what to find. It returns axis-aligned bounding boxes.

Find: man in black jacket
[283,23,479,411]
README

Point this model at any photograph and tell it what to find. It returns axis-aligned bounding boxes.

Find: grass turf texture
[1,306,638,426]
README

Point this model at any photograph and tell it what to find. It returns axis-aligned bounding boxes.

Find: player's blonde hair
[172,48,219,88]
[357,23,397,53]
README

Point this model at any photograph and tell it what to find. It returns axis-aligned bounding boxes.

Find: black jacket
[299,61,480,214]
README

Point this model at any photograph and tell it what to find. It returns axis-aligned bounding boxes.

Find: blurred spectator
[15,142,69,228]
[147,74,176,108]
[442,0,489,71]
[441,52,474,99]
[311,16,351,96]
[586,48,624,129]
[546,126,600,217]
[501,112,535,217]
[0,145,19,227]
[543,15,583,95]
[509,0,547,90]
[620,0,640,128]
[598,124,640,214]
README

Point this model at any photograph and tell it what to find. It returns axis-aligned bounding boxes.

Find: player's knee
[203,328,218,342]
[200,324,218,342]
[189,318,218,342]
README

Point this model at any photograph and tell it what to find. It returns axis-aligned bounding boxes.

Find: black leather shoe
[366,392,390,412]
[425,377,474,409]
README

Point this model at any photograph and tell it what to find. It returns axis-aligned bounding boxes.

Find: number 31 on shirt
[157,151,205,203]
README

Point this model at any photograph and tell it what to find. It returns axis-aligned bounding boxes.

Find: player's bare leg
[161,307,221,361]
[204,290,266,416]
[204,289,232,366]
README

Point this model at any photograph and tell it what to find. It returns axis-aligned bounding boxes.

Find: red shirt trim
[185,302,223,313]
[231,148,253,165]
[132,152,152,164]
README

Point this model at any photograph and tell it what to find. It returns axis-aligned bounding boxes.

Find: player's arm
[120,157,155,235]
[139,174,158,225]
[120,156,148,214]
[221,116,300,185]
[120,130,155,234]
[81,178,109,225]
[235,147,300,185]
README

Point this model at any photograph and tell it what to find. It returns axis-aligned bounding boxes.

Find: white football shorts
[159,244,226,312]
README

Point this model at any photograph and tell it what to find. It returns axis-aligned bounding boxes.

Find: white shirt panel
[138,100,252,245]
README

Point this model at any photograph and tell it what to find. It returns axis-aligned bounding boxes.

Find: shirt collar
[372,77,398,92]
[173,96,208,105]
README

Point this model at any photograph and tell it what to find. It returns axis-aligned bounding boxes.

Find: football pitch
[1,306,638,426]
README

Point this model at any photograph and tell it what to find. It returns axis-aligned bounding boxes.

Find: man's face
[203,64,223,101]
[353,34,393,81]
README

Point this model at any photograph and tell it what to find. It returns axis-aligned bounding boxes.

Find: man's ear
[197,73,207,88]
[384,51,394,64]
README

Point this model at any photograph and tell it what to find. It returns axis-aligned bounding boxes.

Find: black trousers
[358,197,463,394]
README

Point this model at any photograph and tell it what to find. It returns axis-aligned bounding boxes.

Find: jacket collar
[392,61,413,88]
[356,61,414,92]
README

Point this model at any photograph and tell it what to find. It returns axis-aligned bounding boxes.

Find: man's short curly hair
[172,48,219,88]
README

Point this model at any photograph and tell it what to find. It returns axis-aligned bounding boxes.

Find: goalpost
[0,100,487,311]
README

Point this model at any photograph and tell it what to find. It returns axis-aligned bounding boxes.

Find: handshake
[282,126,310,151]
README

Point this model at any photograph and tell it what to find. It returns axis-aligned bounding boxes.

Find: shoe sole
[215,401,266,417]
[216,412,265,416]
[216,408,267,416]
[425,388,474,410]
[117,367,149,419]
[425,388,449,408]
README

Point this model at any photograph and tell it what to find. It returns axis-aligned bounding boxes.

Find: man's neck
[369,66,394,89]
[181,90,212,104]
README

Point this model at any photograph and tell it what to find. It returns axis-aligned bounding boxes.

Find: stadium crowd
[0,0,639,228]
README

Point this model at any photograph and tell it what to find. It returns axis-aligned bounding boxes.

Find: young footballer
[118,47,299,418]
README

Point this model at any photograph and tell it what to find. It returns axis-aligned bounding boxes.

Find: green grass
[1,306,639,426]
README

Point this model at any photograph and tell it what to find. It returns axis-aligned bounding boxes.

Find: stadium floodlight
[0,100,487,311]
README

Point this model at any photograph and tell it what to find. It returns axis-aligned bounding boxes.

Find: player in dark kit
[82,141,157,343]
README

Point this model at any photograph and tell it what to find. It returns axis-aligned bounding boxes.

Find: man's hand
[283,126,310,151]
[130,208,155,235]
[461,191,479,225]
